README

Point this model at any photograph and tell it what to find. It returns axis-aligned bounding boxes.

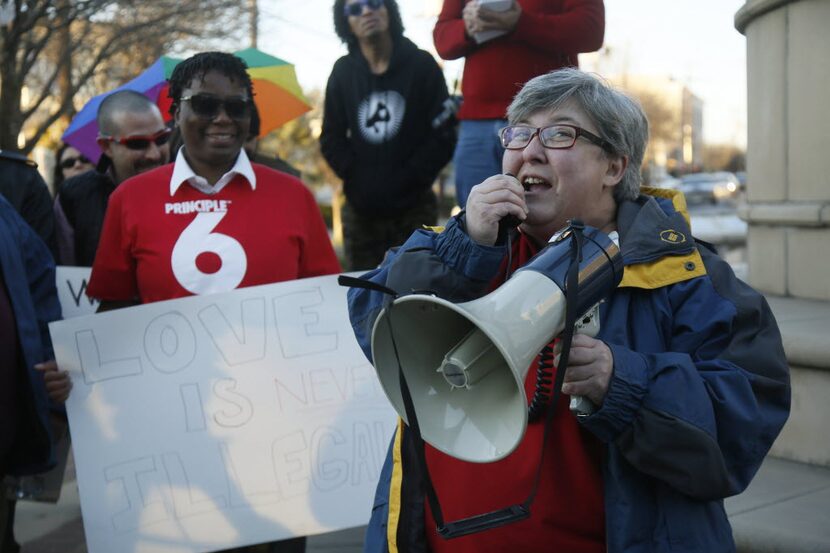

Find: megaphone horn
[371,225,622,463]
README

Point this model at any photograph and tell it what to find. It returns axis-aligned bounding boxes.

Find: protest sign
[49,274,397,553]
[55,266,99,317]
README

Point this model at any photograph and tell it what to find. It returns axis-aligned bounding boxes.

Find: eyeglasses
[499,124,615,153]
[180,94,253,120]
[59,155,91,169]
[100,128,172,151]
[344,0,383,17]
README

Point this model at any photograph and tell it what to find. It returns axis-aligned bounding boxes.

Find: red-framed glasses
[100,128,172,151]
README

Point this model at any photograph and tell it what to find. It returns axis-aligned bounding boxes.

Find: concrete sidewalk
[726,457,830,553]
[15,454,830,552]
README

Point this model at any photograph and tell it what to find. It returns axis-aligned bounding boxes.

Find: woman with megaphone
[345,68,789,553]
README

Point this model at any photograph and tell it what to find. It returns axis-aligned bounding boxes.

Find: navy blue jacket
[347,189,790,553]
[0,195,61,475]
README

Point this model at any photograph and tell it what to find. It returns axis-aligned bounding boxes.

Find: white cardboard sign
[49,274,396,553]
[55,266,100,318]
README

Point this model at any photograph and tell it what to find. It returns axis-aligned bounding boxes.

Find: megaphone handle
[568,395,595,416]
[568,304,601,417]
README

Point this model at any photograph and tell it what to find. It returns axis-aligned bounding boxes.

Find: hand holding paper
[35,359,72,404]
[468,0,521,44]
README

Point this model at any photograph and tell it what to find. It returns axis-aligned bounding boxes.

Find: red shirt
[424,233,605,553]
[87,163,341,303]
[433,0,605,120]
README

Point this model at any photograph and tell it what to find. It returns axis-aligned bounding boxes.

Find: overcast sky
[257,0,748,147]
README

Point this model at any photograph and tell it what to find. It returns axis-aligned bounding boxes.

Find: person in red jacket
[433,0,605,208]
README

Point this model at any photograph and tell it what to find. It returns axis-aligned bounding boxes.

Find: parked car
[679,172,740,205]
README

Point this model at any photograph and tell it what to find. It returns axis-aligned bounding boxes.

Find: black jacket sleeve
[390,51,456,191]
[0,160,58,260]
[320,60,356,181]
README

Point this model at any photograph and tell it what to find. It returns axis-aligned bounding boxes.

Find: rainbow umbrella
[234,47,312,137]
[62,49,311,163]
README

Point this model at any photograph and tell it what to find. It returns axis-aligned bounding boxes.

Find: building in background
[604,74,704,180]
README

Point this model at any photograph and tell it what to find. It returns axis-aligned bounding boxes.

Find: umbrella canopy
[235,48,312,138]
[62,49,311,163]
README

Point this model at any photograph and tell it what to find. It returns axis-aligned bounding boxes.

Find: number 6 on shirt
[171,211,247,295]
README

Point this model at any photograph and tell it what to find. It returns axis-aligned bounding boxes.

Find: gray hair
[507,68,649,202]
[97,90,160,136]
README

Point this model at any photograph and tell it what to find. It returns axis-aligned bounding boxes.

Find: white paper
[49,274,397,553]
[473,0,513,44]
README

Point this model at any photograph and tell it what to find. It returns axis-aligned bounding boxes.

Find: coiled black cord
[527,342,555,422]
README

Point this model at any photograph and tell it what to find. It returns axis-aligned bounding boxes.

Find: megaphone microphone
[371,223,623,463]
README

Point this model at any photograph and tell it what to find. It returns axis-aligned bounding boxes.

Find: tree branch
[23,96,74,153]
[20,57,63,120]
[7,0,246,152]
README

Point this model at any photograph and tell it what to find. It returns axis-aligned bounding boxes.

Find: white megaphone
[370,224,623,463]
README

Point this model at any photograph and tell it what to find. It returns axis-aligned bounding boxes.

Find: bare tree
[0,0,245,153]
[636,90,680,150]
[703,144,745,172]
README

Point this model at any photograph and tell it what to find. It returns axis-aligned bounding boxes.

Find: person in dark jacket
[0,150,58,259]
[0,194,68,553]
[321,0,456,271]
[55,90,171,266]
[347,68,790,553]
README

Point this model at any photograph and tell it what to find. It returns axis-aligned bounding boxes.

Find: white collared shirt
[169,147,257,196]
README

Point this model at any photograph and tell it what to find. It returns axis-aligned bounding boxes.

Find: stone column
[737,0,830,467]
[736,0,830,300]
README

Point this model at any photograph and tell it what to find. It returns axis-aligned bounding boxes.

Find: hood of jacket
[345,35,419,75]
[617,187,707,289]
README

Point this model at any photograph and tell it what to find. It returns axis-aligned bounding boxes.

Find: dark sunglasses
[180,94,253,120]
[100,128,172,151]
[59,155,91,169]
[344,0,383,17]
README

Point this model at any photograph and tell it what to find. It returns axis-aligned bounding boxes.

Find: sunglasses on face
[59,155,91,169]
[180,94,253,120]
[344,0,383,17]
[100,128,172,151]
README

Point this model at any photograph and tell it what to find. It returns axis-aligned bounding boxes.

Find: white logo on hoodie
[358,90,405,144]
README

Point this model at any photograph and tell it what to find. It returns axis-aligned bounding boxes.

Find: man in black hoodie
[321,0,456,270]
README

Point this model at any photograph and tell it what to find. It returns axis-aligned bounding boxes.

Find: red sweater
[424,233,605,553]
[433,0,605,120]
